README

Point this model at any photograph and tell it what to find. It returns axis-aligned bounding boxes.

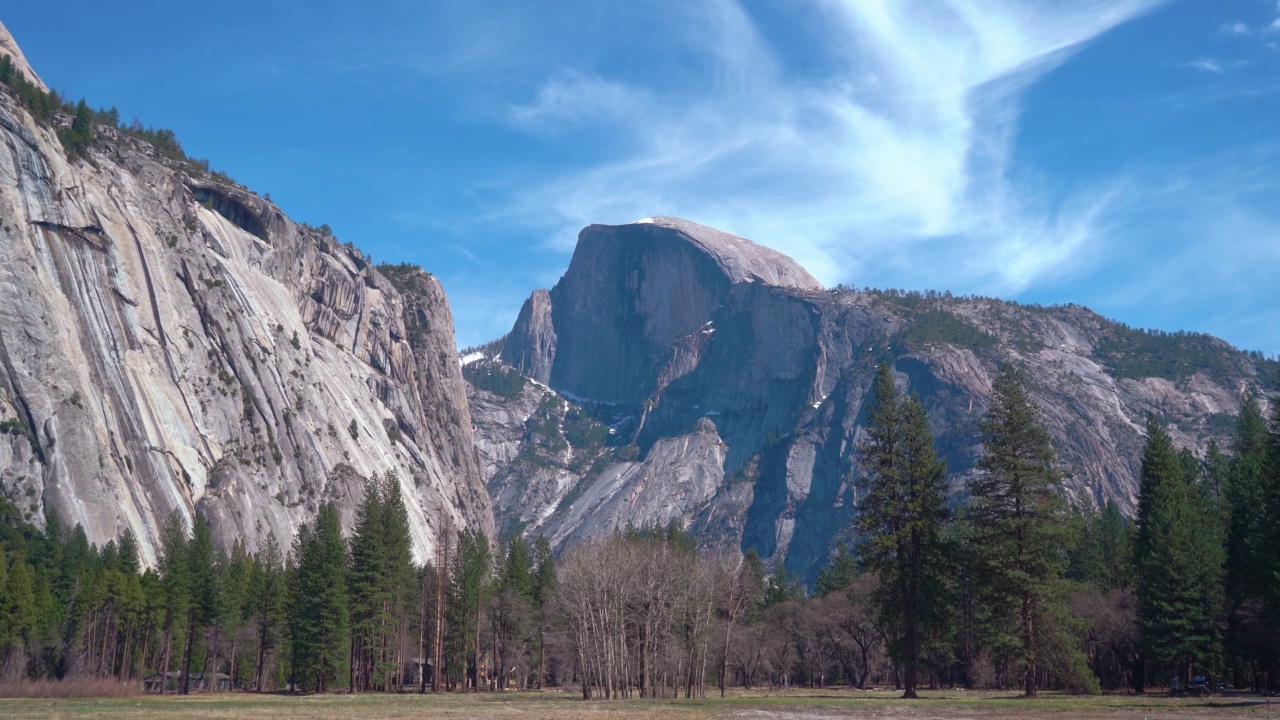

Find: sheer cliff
[478,217,1274,581]
[0,28,494,563]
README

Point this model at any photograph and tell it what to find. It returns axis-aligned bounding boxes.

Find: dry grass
[0,678,140,699]
[0,687,1275,720]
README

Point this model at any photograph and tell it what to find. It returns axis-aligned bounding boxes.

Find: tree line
[1,364,1278,697]
[0,472,558,694]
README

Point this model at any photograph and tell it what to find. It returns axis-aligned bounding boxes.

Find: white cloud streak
[503,0,1165,297]
[1187,58,1225,73]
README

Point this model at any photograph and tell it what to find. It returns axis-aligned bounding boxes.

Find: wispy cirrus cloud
[1184,57,1252,73]
[502,0,1165,297]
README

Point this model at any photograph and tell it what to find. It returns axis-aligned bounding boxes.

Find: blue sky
[5,1,1280,354]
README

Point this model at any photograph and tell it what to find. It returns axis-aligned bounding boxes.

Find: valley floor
[0,689,1273,720]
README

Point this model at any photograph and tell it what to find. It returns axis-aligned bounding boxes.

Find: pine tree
[1066,502,1106,588]
[855,362,951,699]
[739,549,768,623]
[1265,381,1280,677]
[156,511,190,693]
[378,473,415,691]
[347,477,387,692]
[249,533,285,692]
[763,563,803,607]
[285,532,304,692]
[1134,416,1225,689]
[967,365,1094,696]
[1222,394,1272,682]
[117,529,140,577]
[218,540,252,689]
[814,544,858,598]
[1098,500,1132,590]
[0,546,9,655]
[501,536,534,602]
[180,514,217,694]
[448,529,490,691]
[3,560,37,650]
[294,502,349,692]
[531,535,555,690]
[1204,439,1229,515]
[348,473,415,691]
[493,536,534,690]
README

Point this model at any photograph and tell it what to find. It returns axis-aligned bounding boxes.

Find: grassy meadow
[0,688,1275,720]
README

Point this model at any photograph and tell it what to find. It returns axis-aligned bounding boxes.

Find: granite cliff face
[479,218,1274,580]
[0,27,494,563]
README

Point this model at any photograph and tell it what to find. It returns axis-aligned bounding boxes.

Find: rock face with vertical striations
[483,217,1274,582]
[0,23,494,563]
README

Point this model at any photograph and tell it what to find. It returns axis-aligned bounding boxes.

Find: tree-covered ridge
[1094,320,1278,383]
[838,283,1279,384]
[375,263,435,296]
[463,359,526,400]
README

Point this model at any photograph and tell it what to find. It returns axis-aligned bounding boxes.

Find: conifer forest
[1,364,1276,701]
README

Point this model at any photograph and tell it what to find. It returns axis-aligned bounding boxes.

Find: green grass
[0,689,1273,720]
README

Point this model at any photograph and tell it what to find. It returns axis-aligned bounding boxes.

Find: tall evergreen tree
[967,365,1095,696]
[448,529,490,691]
[155,512,190,693]
[117,529,141,577]
[1265,381,1280,674]
[378,473,415,690]
[3,559,37,653]
[249,533,285,692]
[1222,394,1272,683]
[492,536,534,691]
[1097,500,1132,590]
[814,544,858,598]
[763,562,804,608]
[501,536,534,602]
[218,540,252,689]
[855,362,951,699]
[294,502,349,692]
[347,477,387,692]
[1133,416,1225,688]
[347,473,415,691]
[531,535,556,690]
[180,514,218,694]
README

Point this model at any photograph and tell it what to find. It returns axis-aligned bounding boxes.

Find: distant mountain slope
[476,218,1274,581]
[0,22,494,562]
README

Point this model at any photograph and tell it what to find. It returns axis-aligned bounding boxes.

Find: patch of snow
[459,351,485,366]
[812,393,829,409]
[558,388,620,407]
[633,217,655,224]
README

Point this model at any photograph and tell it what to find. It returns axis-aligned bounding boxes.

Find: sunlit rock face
[486,217,1270,581]
[0,39,494,563]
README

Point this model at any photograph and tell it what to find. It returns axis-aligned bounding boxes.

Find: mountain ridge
[0,23,494,563]
[478,218,1274,581]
